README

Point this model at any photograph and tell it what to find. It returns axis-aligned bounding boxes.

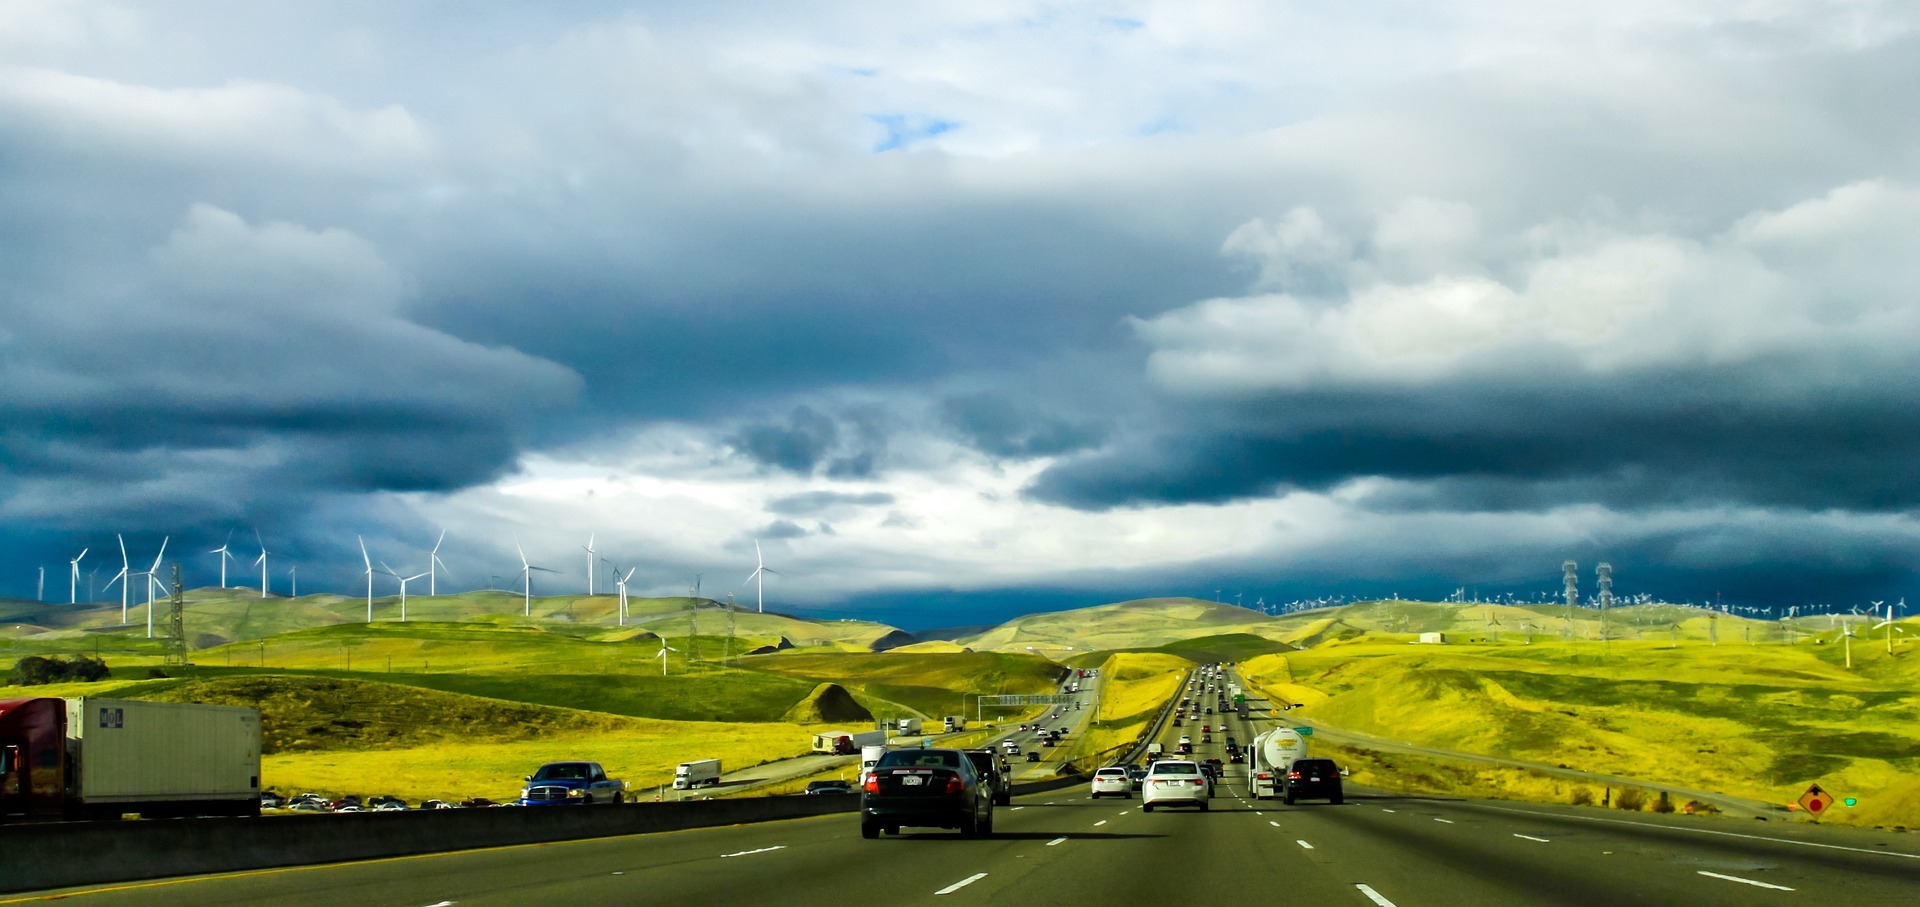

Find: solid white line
[720,845,786,858]
[1094,820,1108,826]
[936,873,988,895]
[1355,884,1398,907]
[418,903,455,907]
[1474,803,1920,862]
[1046,836,1068,846]
[1269,820,1280,827]
[1434,818,1454,824]
[1698,871,1794,891]
[1296,839,1314,850]
[1513,834,1550,843]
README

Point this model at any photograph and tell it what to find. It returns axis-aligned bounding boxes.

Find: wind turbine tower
[253,530,269,599]
[515,537,558,618]
[210,532,235,588]
[108,535,130,624]
[583,533,596,596]
[69,548,87,604]
[745,541,777,614]
[359,536,375,622]
[1561,560,1578,640]
[429,530,448,596]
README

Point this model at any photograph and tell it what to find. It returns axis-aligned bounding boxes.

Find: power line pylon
[1562,560,1578,640]
[165,564,188,667]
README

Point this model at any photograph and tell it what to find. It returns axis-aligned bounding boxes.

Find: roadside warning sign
[1797,784,1834,815]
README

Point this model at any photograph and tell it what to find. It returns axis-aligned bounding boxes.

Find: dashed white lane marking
[936,873,989,895]
[1434,818,1454,824]
[1269,820,1280,827]
[1381,808,1396,813]
[1255,811,1264,816]
[1046,836,1068,846]
[1698,871,1793,891]
[419,902,456,907]
[1094,820,1108,826]
[1296,840,1315,850]
[1119,811,1130,815]
[1513,834,1550,843]
[1011,806,1025,811]
[1476,803,1920,862]
[1355,884,1398,907]
[720,845,786,858]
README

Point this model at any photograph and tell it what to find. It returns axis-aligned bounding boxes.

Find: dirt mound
[868,629,917,652]
[780,682,873,724]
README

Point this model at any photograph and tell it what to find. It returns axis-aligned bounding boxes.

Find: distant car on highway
[861,748,994,838]
[1141,760,1209,811]
[1283,758,1344,805]
[520,761,627,806]
[1090,767,1132,799]
[804,780,854,795]
[1128,766,1147,790]
[420,799,452,809]
[963,749,1014,806]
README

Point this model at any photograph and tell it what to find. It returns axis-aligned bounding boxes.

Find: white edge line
[1094,820,1108,826]
[1474,803,1920,862]
[1046,836,1068,846]
[935,872,988,895]
[1698,871,1794,891]
[1356,883,1397,907]
[1296,839,1315,849]
[1434,818,1454,824]
[1513,834,1550,843]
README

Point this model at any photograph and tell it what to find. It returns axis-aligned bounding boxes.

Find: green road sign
[1294,727,1313,736]
[1234,694,1246,703]
[1844,797,1858,807]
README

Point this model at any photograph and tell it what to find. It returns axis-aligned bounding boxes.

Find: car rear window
[878,750,960,768]
[1292,759,1337,772]
[1152,763,1199,775]
[1096,768,1127,778]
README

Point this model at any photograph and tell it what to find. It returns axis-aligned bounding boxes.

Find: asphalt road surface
[10,667,1915,906]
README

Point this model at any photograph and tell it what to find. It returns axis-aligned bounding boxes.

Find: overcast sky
[3,1,1915,627]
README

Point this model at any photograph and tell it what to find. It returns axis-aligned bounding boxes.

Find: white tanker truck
[1247,727,1309,799]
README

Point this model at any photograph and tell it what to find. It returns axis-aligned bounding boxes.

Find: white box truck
[896,718,923,735]
[671,758,722,789]
[943,716,967,732]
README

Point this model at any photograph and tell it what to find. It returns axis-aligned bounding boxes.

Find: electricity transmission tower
[165,564,188,666]
[1597,562,1613,653]
[1562,560,1578,640]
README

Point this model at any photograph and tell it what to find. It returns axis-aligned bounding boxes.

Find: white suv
[1141,760,1209,811]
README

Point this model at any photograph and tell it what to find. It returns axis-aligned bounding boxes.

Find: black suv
[1283,757,1344,805]
[862,748,995,838]
[964,749,1014,806]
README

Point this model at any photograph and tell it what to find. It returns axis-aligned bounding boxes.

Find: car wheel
[613,792,624,805]
[861,820,880,839]
[1200,800,1209,811]
[996,792,1011,806]
[885,825,900,835]
[1123,791,1131,799]
[1283,793,1295,805]
[1142,804,1154,812]
[581,795,593,805]
[1331,793,1344,805]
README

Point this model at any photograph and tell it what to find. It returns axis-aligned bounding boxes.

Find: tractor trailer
[672,758,722,789]
[0,697,262,821]
[895,718,923,735]
[812,729,889,755]
[1247,727,1309,800]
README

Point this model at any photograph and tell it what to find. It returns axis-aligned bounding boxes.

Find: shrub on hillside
[1569,787,1594,806]
[1652,792,1675,813]
[1615,788,1647,811]
[1683,800,1720,815]
[9,655,110,686]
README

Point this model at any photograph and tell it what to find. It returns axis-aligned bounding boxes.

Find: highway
[8,666,1916,906]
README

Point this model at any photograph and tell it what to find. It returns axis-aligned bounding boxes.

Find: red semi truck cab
[0,698,66,820]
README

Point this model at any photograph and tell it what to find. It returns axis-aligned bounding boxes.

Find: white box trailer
[896,718,923,735]
[65,698,261,815]
[672,758,722,789]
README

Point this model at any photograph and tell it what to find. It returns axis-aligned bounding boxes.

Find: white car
[1141,760,1209,811]
[1090,767,1132,799]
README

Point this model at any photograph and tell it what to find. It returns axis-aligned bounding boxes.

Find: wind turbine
[429,529,448,596]
[359,536,375,622]
[583,533,597,596]
[209,532,236,588]
[106,535,130,623]
[68,547,87,604]
[743,541,777,614]
[656,639,678,676]
[381,563,430,622]
[287,565,298,599]
[138,537,168,639]
[515,537,558,617]
[615,567,636,626]
[252,530,269,599]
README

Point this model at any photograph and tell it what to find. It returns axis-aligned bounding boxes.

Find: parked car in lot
[963,749,1014,806]
[1090,767,1132,798]
[420,799,452,809]
[805,780,855,795]
[1141,760,1209,811]
[1283,758,1344,805]
[259,792,286,809]
[519,761,627,806]
[860,748,994,838]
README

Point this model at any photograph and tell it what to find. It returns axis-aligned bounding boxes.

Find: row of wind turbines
[47,528,783,642]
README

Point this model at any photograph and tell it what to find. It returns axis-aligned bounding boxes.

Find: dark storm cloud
[729,406,840,473]
[1026,360,1920,513]
[757,519,811,540]
[937,392,1109,459]
[766,491,896,516]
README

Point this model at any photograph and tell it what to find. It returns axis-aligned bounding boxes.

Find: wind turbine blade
[359,536,371,570]
[432,529,446,554]
[118,534,128,565]
[530,565,561,574]
[149,537,169,571]
[623,568,636,582]
[516,535,529,568]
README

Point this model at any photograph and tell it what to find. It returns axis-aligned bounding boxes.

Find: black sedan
[861,748,995,838]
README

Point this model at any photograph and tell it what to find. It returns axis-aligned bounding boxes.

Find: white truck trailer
[0,697,261,820]
[671,758,722,789]
[1247,727,1309,799]
[896,718,923,735]
[943,716,967,732]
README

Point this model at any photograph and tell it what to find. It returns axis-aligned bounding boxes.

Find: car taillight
[1287,771,1302,780]
[864,775,880,794]
[1256,773,1269,780]
[946,773,965,795]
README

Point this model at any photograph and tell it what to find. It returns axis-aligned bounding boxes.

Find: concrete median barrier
[0,795,859,894]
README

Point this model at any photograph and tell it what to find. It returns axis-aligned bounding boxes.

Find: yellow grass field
[1077,652,1192,764]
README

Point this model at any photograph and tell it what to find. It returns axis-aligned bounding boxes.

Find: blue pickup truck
[519,761,627,806]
